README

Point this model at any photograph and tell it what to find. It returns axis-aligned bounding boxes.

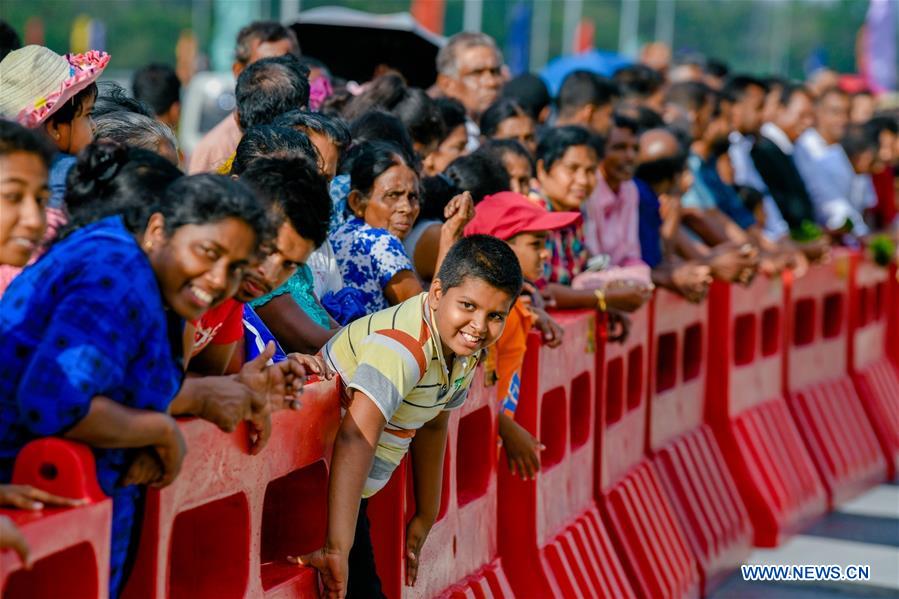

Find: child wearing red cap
[464,191,579,479]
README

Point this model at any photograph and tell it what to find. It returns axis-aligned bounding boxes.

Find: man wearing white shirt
[793,87,872,235]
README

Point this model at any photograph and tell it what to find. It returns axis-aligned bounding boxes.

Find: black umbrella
[290,6,446,89]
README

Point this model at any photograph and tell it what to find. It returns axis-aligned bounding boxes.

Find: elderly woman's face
[353,163,420,239]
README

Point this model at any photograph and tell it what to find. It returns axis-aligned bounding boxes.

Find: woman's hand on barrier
[122,449,164,487]
[530,306,564,348]
[0,484,87,510]
[0,515,30,567]
[405,514,433,587]
[289,353,334,384]
[605,310,632,344]
[499,415,544,480]
[604,284,653,313]
[151,416,188,488]
[671,263,712,303]
[289,547,348,599]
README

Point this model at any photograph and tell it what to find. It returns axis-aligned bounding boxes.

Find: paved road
[712,480,899,598]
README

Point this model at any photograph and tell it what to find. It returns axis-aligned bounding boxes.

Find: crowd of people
[0,17,897,599]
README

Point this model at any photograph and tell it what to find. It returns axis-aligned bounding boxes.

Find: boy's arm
[292,390,386,598]
[406,409,451,586]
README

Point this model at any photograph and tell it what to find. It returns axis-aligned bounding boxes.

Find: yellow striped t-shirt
[322,293,480,498]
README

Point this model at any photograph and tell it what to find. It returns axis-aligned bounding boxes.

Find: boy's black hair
[231,125,320,176]
[536,125,598,170]
[132,63,182,117]
[435,97,467,134]
[444,151,510,203]
[723,75,768,101]
[479,97,530,137]
[159,174,272,245]
[235,54,311,130]
[46,84,98,126]
[93,81,155,118]
[349,140,414,198]
[0,20,22,61]
[480,138,535,175]
[239,157,332,248]
[437,234,523,300]
[501,73,550,121]
[557,71,619,116]
[0,119,54,166]
[273,109,351,153]
[62,141,183,234]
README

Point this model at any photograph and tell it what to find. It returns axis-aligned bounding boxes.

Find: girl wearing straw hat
[0,45,110,210]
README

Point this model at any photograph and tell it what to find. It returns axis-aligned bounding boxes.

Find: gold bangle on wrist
[594,289,607,312]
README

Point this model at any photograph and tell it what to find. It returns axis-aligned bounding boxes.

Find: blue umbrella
[540,49,633,96]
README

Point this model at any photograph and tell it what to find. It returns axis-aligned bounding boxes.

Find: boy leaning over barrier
[293,235,523,599]
[464,192,580,481]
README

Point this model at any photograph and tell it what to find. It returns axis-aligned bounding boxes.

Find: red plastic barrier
[848,255,899,478]
[1,439,112,599]
[499,310,633,598]
[366,367,513,599]
[596,304,699,599]
[889,263,899,368]
[120,379,340,599]
[648,289,752,595]
[707,276,827,547]
[785,253,887,507]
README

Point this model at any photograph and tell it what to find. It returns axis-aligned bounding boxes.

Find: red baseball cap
[464,192,581,240]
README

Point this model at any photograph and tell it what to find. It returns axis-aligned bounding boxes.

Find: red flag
[411,0,445,36]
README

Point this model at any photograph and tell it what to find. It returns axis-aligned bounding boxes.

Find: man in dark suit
[751,84,818,232]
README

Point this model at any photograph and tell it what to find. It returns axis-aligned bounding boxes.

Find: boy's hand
[0,516,29,567]
[289,548,347,599]
[288,353,334,386]
[499,416,544,480]
[405,514,433,586]
[530,306,564,348]
[0,484,86,510]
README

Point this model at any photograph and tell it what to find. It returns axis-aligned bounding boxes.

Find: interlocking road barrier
[366,367,514,599]
[707,273,827,548]
[1,439,112,599]
[595,305,698,599]
[6,254,899,599]
[848,254,899,479]
[784,252,887,508]
[498,311,631,598]
[649,288,752,595]
[120,378,340,599]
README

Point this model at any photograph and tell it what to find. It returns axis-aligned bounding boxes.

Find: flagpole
[530,0,551,70]
[619,0,640,58]
[463,0,483,32]
[563,0,584,55]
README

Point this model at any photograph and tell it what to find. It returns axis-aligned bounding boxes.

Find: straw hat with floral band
[0,45,110,128]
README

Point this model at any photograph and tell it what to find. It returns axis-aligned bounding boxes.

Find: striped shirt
[323,293,481,498]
